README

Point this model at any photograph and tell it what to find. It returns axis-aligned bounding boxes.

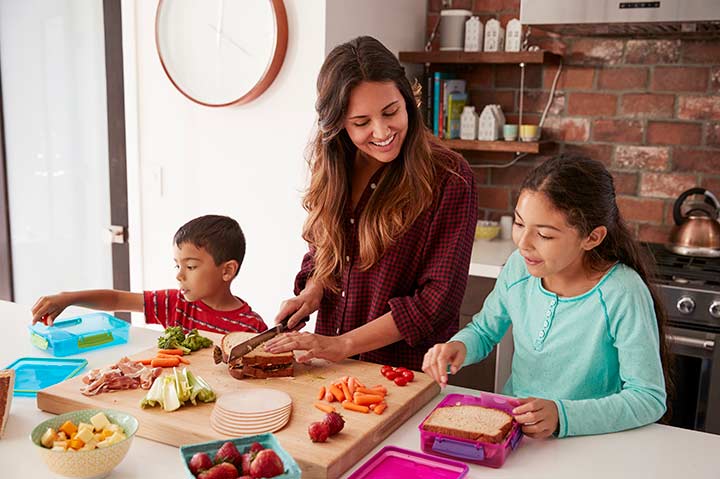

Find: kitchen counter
[469,238,516,278]
[1,299,719,478]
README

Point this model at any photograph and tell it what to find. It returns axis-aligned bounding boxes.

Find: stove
[642,242,720,434]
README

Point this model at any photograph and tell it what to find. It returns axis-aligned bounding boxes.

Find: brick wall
[427,0,720,243]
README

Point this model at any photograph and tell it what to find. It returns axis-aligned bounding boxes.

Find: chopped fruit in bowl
[30,409,138,478]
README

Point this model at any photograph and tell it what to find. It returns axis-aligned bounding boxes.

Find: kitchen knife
[226,315,304,364]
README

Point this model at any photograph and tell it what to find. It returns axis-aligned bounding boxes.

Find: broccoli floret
[181,328,213,352]
[157,326,191,354]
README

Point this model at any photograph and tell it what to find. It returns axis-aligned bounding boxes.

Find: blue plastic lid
[349,446,469,479]
[28,312,129,357]
[3,357,87,397]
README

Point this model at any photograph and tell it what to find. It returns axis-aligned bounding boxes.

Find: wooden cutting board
[37,332,440,478]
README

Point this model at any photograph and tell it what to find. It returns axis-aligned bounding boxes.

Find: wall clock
[155,0,288,107]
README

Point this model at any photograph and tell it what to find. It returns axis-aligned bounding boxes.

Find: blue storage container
[28,312,130,357]
[4,357,87,396]
[179,433,301,479]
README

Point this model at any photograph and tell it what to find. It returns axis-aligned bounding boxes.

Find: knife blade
[226,315,302,363]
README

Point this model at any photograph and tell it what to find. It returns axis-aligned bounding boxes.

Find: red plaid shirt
[143,289,267,334]
[295,147,477,371]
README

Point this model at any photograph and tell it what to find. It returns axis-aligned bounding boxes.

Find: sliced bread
[0,369,15,439]
[421,405,514,444]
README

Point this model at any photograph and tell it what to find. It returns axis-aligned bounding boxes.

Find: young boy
[31,215,268,334]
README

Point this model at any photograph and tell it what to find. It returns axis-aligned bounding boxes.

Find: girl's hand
[421,341,467,388]
[31,293,71,325]
[263,331,350,363]
[512,397,559,439]
[274,281,323,330]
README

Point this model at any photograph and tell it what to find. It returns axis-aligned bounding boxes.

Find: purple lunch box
[348,445,469,479]
[418,392,523,468]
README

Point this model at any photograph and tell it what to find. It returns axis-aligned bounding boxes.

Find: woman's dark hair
[521,154,673,421]
[174,215,246,274]
[303,35,455,291]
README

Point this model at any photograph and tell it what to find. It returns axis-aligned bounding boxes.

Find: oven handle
[666,334,715,351]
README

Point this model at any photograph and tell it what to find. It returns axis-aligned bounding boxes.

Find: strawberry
[248,441,264,456]
[198,462,239,479]
[249,449,284,478]
[214,441,242,467]
[308,421,330,442]
[322,411,345,436]
[241,453,253,476]
[189,452,214,476]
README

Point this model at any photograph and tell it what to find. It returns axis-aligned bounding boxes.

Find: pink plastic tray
[418,392,523,468]
[348,446,468,479]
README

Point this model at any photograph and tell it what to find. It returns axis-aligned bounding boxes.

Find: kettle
[667,187,720,258]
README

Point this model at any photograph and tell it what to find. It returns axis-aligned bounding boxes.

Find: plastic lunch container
[348,445,469,479]
[418,392,523,468]
[28,312,130,357]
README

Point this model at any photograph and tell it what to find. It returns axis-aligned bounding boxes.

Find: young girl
[423,155,669,439]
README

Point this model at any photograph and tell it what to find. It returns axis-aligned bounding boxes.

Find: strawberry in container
[418,392,523,468]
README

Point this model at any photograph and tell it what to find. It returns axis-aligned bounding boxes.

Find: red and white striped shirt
[143,289,267,334]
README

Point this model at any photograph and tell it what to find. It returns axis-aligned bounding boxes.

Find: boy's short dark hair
[173,215,246,271]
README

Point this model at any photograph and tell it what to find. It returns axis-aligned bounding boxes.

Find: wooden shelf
[442,139,548,154]
[398,50,560,65]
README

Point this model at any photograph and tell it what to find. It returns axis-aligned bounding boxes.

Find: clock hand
[214,0,225,49]
[207,23,251,57]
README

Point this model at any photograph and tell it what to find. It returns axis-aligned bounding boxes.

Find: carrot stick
[325,390,336,402]
[347,377,356,397]
[357,386,387,396]
[150,357,180,368]
[374,402,388,415]
[354,393,385,406]
[329,384,345,402]
[317,386,326,401]
[342,400,369,413]
[157,353,190,364]
[157,349,185,356]
[340,382,352,403]
[314,402,336,414]
[138,359,153,365]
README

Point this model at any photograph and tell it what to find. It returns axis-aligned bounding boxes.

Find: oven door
[666,326,720,434]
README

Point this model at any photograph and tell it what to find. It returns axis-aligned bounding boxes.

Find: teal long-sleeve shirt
[451,250,666,438]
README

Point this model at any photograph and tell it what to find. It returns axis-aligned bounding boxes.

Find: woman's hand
[264,331,350,363]
[31,293,72,325]
[274,280,323,330]
[512,397,559,439]
[422,341,467,388]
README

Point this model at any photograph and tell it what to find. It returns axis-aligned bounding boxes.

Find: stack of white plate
[210,388,292,436]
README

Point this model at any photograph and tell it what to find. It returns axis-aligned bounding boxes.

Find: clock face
[155,0,287,106]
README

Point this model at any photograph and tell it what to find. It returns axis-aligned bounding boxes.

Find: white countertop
[469,238,516,278]
[2,299,719,478]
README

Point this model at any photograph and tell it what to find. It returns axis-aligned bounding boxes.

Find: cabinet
[398,50,561,154]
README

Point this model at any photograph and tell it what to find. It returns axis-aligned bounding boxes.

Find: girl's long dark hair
[522,155,673,421]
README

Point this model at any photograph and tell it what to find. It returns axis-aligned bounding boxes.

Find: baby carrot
[151,357,180,368]
[354,393,385,406]
[314,402,336,414]
[325,389,336,402]
[157,348,185,356]
[340,382,352,403]
[374,402,388,415]
[329,384,345,402]
[347,377,357,397]
[317,386,326,401]
[137,359,153,365]
[342,400,369,414]
[157,353,190,364]
[357,386,387,396]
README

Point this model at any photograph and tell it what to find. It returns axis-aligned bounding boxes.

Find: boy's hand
[422,341,467,388]
[512,397,559,439]
[274,281,323,330]
[31,293,72,325]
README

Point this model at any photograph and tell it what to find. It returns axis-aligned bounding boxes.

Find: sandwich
[421,404,514,444]
[0,369,15,439]
[214,331,294,380]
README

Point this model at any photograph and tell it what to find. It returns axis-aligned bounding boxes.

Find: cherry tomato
[394,376,409,386]
[395,367,409,373]
[384,370,399,380]
[401,370,414,382]
[380,365,394,376]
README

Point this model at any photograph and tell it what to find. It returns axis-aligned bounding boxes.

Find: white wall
[127,0,427,329]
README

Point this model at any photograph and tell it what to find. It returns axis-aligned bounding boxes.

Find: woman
[265,36,477,371]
